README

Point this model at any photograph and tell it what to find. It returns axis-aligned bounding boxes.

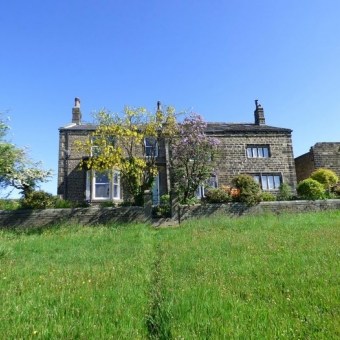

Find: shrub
[20,190,55,209]
[205,187,231,203]
[159,194,171,216]
[260,192,276,201]
[297,179,326,200]
[332,185,340,197]
[100,201,117,207]
[53,198,73,208]
[0,199,20,211]
[310,168,339,190]
[231,174,261,206]
[277,183,292,201]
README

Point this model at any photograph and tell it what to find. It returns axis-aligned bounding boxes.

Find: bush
[260,192,276,201]
[159,194,171,216]
[100,201,117,208]
[297,179,326,200]
[310,168,339,190]
[20,191,55,209]
[53,198,73,208]
[153,194,171,217]
[332,185,340,197]
[277,183,292,201]
[0,199,20,211]
[231,174,261,206]
[205,187,231,203]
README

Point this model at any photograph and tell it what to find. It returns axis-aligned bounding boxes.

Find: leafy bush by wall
[260,192,276,201]
[20,191,55,209]
[297,179,326,200]
[205,187,231,203]
[310,168,339,190]
[231,174,261,206]
[277,183,292,201]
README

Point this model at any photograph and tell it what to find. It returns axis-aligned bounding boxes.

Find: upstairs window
[253,174,281,190]
[247,145,269,158]
[91,136,116,157]
[144,137,158,157]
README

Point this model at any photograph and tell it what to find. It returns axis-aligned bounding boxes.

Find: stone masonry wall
[313,143,340,178]
[58,129,92,201]
[295,151,315,183]
[1,200,340,228]
[214,131,297,193]
[177,200,340,222]
[0,206,148,229]
[295,143,340,183]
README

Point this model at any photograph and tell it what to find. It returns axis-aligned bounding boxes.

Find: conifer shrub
[231,174,261,206]
[277,183,292,201]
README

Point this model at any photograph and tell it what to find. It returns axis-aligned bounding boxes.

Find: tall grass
[0,224,154,339]
[1,211,340,339]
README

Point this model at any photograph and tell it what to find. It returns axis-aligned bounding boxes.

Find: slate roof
[59,122,292,133]
[59,123,97,131]
[205,122,292,133]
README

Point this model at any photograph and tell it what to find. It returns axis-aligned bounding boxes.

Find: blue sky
[1,0,340,197]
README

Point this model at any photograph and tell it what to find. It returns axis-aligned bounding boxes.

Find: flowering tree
[0,112,52,197]
[76,105,177,205]
[170,113,220,204]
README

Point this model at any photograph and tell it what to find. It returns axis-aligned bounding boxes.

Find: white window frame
[86,170,120,201]
[247,145,270,158]
[253,174,281,190]
[196,175,218,199]
[144,137,158,157]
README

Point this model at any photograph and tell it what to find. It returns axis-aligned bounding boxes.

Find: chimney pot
[75,97,81,108]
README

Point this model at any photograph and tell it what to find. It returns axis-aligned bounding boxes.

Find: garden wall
[1,200,340,229]
[0,206,148,229]
[177,199,340,222]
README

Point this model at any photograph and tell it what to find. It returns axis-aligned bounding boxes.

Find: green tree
[0,111,52,197]
[76,105,178,205]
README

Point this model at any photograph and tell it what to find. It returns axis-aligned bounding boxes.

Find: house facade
[295,142,340,183]
[58,99,297,203]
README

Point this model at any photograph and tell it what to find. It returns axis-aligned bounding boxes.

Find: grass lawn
[1,211,340,339]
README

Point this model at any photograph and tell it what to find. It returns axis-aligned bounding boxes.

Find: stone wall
[0,206,148,229]
[214,131,297,193]
[313,143,340,178]
[295,151,315,183]
[2,200,340,229]
[176,200,340,222]
[295,143,340,182]
[58,129,93,202]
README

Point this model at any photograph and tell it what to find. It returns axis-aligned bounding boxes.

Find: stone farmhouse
[57,99,297,204]
[295,142,340,183]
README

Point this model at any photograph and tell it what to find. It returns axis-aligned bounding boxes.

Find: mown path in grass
[1,211,340,339]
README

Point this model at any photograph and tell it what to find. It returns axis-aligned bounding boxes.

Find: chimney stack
[254,100,265,125]
[72,97,82,125]
[156,100,163,123]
